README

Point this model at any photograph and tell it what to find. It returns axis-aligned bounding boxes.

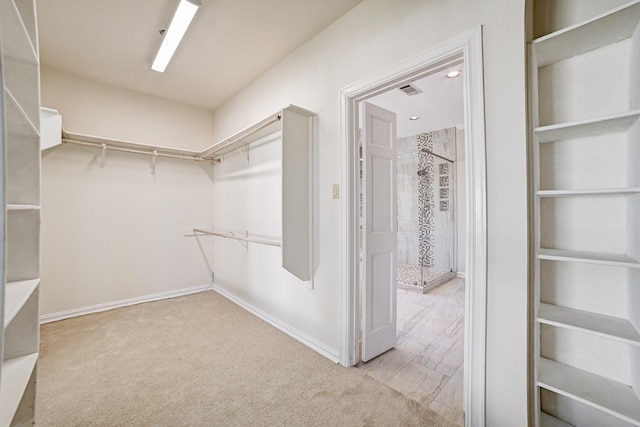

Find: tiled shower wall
[397,128,457,276]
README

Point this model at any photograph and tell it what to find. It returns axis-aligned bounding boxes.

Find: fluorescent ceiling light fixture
[446,70,462,79]
[151,0,201,73]
[409,116,420,121]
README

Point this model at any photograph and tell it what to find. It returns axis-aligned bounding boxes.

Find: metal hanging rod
[193,228,282,247]
[57,106,304,171]
[199,113,282,159]
[62,138,210,162]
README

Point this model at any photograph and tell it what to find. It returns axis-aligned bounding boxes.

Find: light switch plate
[332,184,340,199]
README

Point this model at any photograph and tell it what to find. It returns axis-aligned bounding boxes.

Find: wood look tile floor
[359,278,465,426]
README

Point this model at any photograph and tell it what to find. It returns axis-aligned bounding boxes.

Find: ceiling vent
[398,83,422,96]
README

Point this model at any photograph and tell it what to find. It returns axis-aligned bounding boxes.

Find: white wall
[210,0,528,424]
[40,68,216,316]
[41,66,215,150]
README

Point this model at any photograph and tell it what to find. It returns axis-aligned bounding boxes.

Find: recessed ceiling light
[151,0,201,73]
[409,116,420,121]
[446,70,462,79]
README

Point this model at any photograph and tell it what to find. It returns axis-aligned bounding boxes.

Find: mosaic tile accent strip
[417,132,435,268]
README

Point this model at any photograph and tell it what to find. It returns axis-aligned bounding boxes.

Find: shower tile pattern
[397,263,452,288]
[397,128,457,289]
[417,132,435,269]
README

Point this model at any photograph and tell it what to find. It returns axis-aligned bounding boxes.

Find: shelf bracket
[101,143,107,168]
[151,150,158,174]
[229,231,248,249]
[235,145,249,164]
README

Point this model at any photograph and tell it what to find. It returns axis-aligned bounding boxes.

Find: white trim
[457,272,467,279]
[39,284,212,324]
[339,26,487,427]
[213,285,340,363]
[461,27,488,427]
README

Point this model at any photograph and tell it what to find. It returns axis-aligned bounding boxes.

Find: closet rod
[200,113,282,158]
[62,139,209,161]
[193,228,282,247]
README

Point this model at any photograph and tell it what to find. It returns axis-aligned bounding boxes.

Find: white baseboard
[40,284,212,324]
[213,285,340,364]
[457,272,466,279]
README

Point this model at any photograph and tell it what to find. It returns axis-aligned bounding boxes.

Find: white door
[361,102,397,362]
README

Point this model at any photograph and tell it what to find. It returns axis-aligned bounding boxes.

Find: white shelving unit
[54,105,315,283]
[540,412,573,427]
[530,1,640,426]
[201,105,315,282]
[0,0,41,425]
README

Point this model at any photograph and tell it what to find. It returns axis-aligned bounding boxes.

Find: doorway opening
[357,60,466,425]
[340,27,487,426]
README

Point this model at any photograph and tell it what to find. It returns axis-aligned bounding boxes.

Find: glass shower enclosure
[397,128,457,293]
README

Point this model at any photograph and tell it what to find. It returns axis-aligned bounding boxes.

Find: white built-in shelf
[14,0,38,55]
[41,107,62,151]
[534,110,640,143]
[540,412,574,427]
[0,0,38,64]
[538,358,640,426]
[4,68,40,128]
[6,92,41,206]
[537,188,640,197]
[0,0,40,128]
[532,0,640,67]
[3,279,39,327]
[6,208,40,282]
[6,204,40,211]
[5,88,39,138]
[531,1,640,425]
[61,131,202,158]
[200,112,282,159]
[1,0,40,424]
[0,353,38,427]
[537,249,640,269]
[538,303,640,347]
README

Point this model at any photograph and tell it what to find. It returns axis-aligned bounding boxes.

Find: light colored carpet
[37,291,455,426]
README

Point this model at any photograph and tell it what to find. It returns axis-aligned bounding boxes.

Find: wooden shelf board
[3,279,39,327]
[538,358,640,426]
[534,110,640,143]
[537,249,640,268]
[537,187,640,197]
[0,353,38,427]
[540,412,573,427]
[538,303,640,347]
[0,0,38,64]
[532,1,640,67]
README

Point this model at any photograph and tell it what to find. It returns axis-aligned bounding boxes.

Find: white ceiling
[36,0,364,110]
[368,67,464,138]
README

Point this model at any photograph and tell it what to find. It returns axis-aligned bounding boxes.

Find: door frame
[339,26,487,426]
